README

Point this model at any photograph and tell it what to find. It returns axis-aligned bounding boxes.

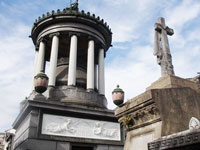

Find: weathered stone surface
[115,76,200,150]
[41,86,108,108]
[96,145,108,150]
[153,87,200,136]
[146,75,199,92]
[109,145,123,150]
[115,87,200,135]
[57,142,70,150]
[12,100,124,150]
[124,122,162,150]
[13,109,39,148]
[148,129,200,150]
[154,17,175,76]
[115,90,153,116]
[115,90,160,131]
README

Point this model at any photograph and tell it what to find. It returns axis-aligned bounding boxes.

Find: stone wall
[115,75,200,150]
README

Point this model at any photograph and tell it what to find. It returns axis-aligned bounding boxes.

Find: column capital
[88,36,96,42]
[35,45,39,51]
[38,37,48,43]
[96,43,106,51]
[69,32,80,37]
[49,32,60,38]
[36,37,47,49]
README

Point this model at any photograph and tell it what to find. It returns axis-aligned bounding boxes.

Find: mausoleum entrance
[71,145,93,150]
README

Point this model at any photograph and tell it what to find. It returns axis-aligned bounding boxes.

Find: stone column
[87,39,95,90]
[49,33,59,86]
[68,34,78,86]
[36,40,45,73]
[98,48,105,95]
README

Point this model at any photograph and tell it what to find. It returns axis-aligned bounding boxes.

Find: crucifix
[154,17,175,76]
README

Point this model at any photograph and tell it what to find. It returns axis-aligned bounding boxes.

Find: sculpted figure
[46,119,76,133]
[93,122,117,137]
[154,17,175,76]
[94,122,102,135]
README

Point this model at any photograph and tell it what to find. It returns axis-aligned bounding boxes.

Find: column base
[87,88,94,92]
[67,85,76,88]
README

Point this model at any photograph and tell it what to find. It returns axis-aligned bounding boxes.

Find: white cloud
[187,28,200,42]
[165,0,200,32]
[106,45,160,109]
[0,12,34,131]
[0,0,200,132]
[81,0,162,43]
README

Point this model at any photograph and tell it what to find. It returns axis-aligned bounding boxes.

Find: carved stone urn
[34,72,49,93]
[112,85,124,106]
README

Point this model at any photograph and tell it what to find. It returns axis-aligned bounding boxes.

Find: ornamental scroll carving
[121,104,160,129]
[189,117,200,130]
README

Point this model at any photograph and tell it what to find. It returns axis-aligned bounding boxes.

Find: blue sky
[0,0,200,132]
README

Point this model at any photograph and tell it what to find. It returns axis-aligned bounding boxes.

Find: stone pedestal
[146,75,199,92]
[115,75,200,150]
[12,100,124,150]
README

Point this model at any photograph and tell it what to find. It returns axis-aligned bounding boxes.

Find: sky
[0,0,200,132]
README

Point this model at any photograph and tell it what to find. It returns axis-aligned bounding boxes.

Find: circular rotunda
[30,1,112,108]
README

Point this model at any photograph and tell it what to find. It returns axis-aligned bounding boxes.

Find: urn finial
[34,72,49,94]
[112,85,124,106]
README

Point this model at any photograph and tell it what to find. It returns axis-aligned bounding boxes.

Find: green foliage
[122,115,134,129]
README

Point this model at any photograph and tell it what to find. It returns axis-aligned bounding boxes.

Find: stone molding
[36,37,47,48]
[148,129,200,150]
[32,9,111,33]
[146,75,199,93]
[49,32,60,38]
[115,90,153,116]
[36,23,106,48]
[119,103,160,130]
[69,32,80,37]
[42,114,121,141]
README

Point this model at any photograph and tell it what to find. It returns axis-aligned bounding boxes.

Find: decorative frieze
[42,114,121,141]
[119,104,160,130]
[148,130,200,150]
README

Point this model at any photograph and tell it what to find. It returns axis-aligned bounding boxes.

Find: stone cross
[154,17,175,76]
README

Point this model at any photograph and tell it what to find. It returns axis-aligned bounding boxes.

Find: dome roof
[31,3,112,50]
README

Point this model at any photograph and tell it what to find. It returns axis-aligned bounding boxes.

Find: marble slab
[42,114,121,141]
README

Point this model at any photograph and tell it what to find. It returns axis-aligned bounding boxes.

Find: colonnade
[33,32,105,95]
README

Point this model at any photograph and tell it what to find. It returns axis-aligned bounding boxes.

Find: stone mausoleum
[12,2,124,150]
[114,17,200,150]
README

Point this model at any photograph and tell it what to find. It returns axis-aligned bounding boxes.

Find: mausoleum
[114,17,200,150]
[12,1,124,150]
